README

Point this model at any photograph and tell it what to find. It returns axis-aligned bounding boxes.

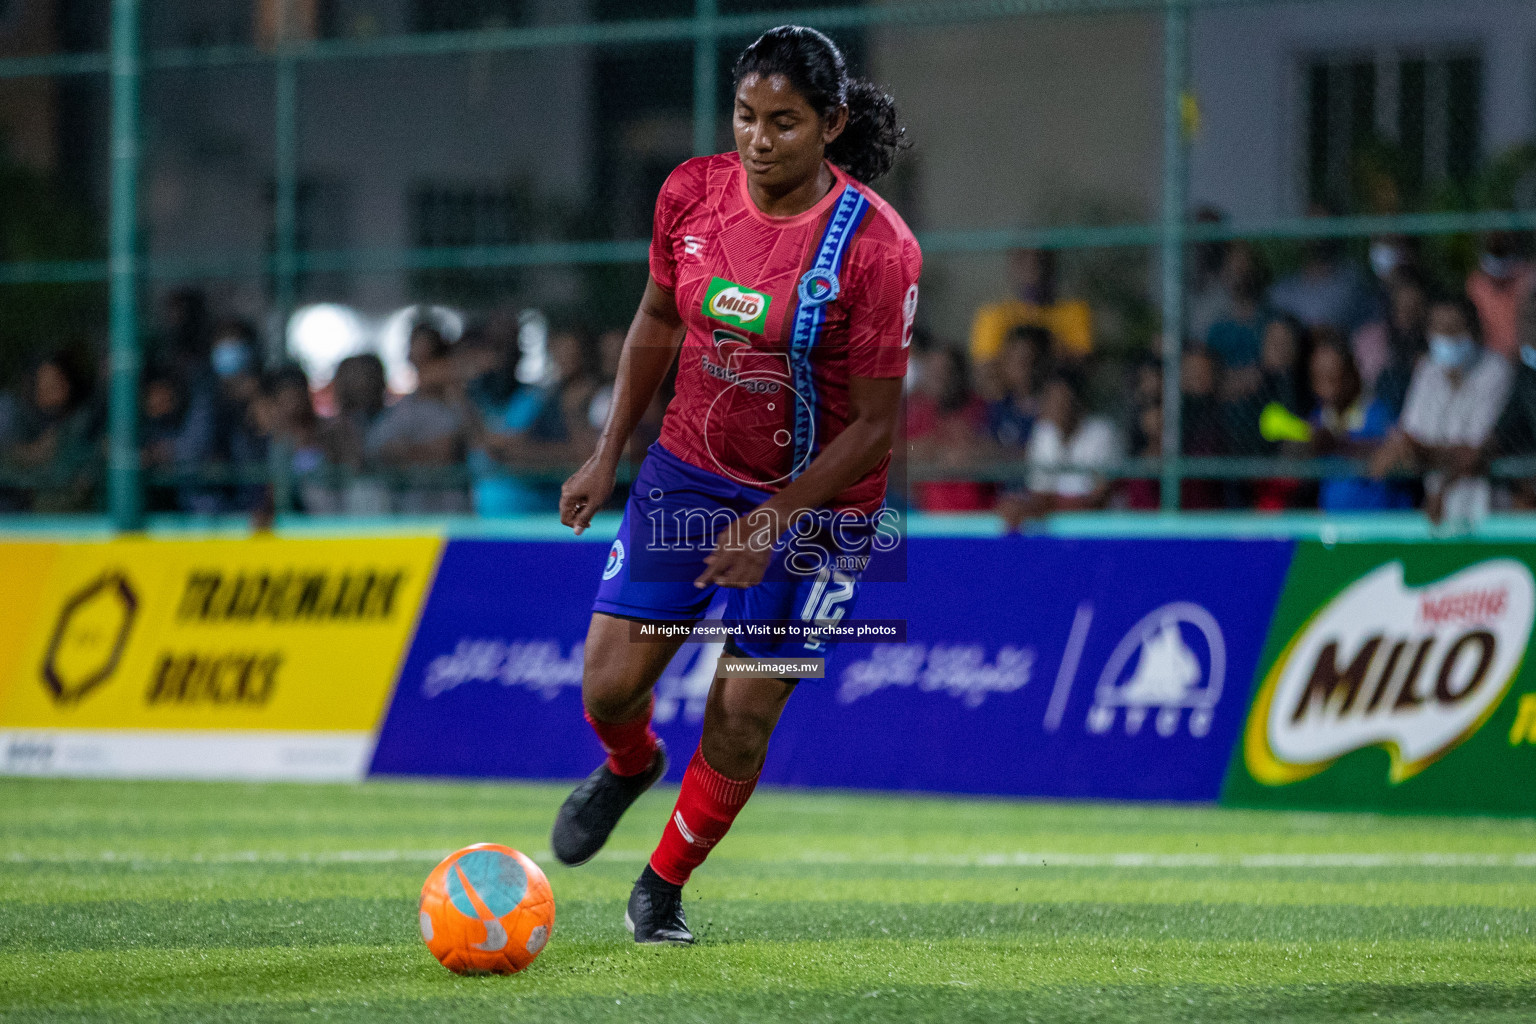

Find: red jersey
[650,152,921,514]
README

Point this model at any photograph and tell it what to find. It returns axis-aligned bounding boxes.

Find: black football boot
[625,864,694,944]
[550,740,668,866]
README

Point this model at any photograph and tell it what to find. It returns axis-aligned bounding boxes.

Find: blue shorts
[594,443,875,660]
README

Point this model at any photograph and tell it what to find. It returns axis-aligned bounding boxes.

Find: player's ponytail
[733,25,908,184]
[830,78,904,185]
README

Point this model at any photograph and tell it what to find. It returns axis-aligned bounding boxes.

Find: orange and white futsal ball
[419,844,555,974]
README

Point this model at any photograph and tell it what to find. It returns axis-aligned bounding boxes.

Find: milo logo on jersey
[703,277,771,334]
[1223,543,1536,813]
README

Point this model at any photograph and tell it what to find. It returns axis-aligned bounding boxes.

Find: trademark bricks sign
[1223,542,1536,814]
[0,537,438,734]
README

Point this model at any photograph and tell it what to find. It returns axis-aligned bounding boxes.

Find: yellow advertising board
[0,543,64,704]
[0,537,442,776]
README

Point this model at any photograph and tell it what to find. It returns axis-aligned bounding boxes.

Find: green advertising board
[1223,542,1536,814]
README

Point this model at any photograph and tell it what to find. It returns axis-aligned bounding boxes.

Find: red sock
[648,746,758,886]
[584,696,658,777]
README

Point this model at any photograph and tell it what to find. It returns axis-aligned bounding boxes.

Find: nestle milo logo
[702,277,770,333]
[1245,559,1535,785]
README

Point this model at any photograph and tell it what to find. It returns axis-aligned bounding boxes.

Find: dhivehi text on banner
[371,537,1295,802]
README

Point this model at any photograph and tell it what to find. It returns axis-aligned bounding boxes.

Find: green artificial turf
[2,778,1535,1022]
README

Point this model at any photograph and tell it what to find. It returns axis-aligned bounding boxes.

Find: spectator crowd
[0,289,663,520]
[3,229,1536,528]
[911,231,1536,529]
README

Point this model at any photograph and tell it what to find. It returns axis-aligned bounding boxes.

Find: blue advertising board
[371,537,1295,801]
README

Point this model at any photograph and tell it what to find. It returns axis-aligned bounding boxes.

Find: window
[1302,48,1481,212]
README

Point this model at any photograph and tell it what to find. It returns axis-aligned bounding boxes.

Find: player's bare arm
[560,276,684,535]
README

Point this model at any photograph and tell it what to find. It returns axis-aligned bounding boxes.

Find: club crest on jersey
[797,269,840,308]
[703,277,771,333]
[602,539,625,581]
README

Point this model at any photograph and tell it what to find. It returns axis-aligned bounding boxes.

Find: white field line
[817,852,1536,869]
[5,849,1536,869]
[1,849,456,865]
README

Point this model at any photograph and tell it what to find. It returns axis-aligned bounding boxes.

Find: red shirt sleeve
[649,165,690,291]
[845,234,922,379]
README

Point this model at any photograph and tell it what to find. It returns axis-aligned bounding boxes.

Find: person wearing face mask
[1466,232,1535,362]
[1370,297,1513,526]
[172,320,267,513]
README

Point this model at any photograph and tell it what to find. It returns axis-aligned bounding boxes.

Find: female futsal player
[550,25,921,944]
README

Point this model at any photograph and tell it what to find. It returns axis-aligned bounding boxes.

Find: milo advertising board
[1224,543,1536,813]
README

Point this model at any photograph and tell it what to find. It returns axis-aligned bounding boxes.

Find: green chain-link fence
[2,0,1535,527]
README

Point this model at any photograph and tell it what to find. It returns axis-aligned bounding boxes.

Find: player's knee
[581,649,650,723]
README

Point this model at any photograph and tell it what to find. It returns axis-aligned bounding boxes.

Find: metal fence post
[273,3,300,351]
[692,0,719,157]
[1158,0,1190,512]
[107,0,142,531]
[270,4,301,524]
